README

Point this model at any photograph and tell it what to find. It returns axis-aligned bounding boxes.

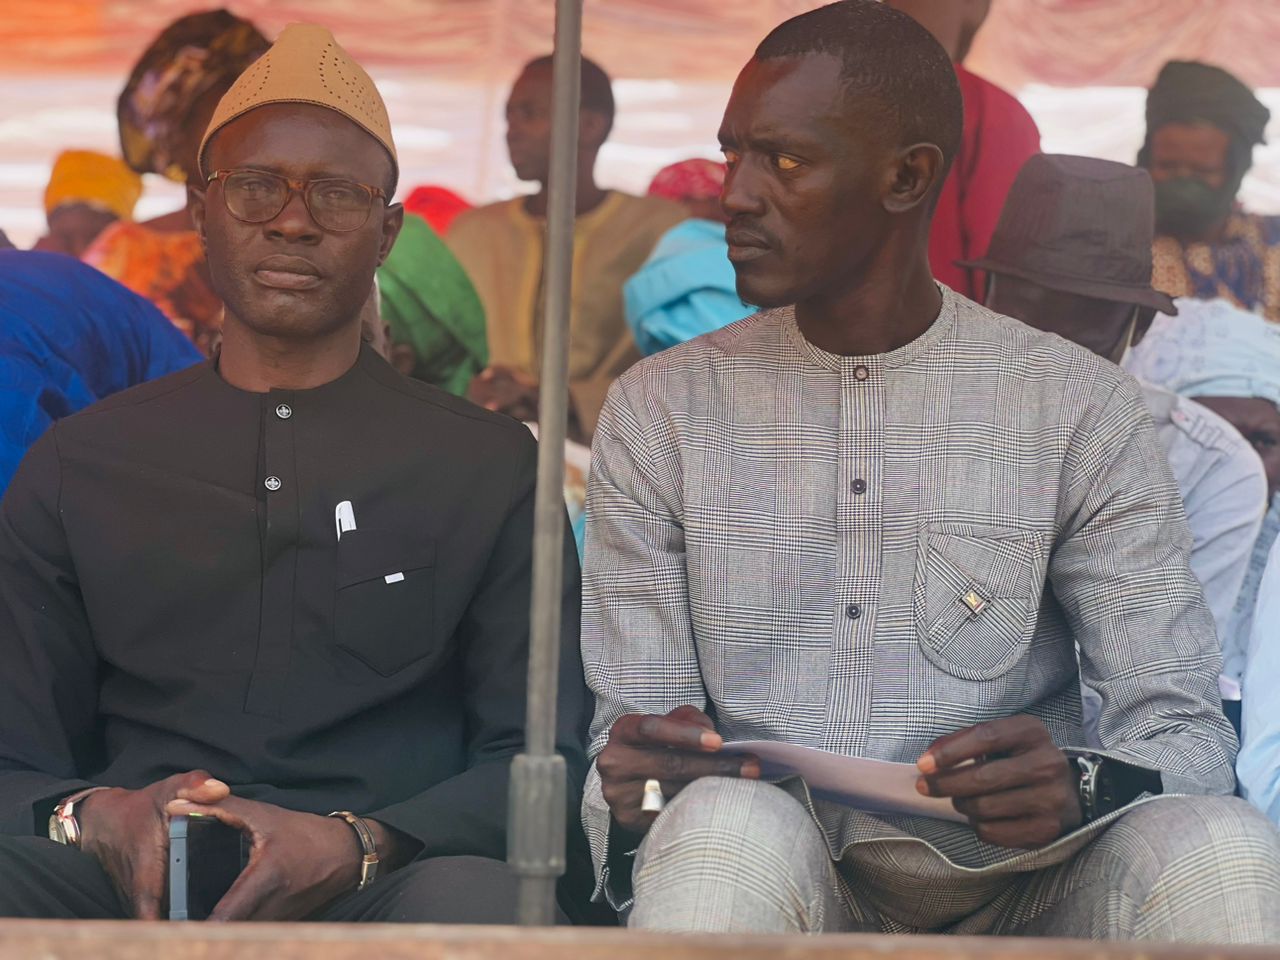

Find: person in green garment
[376,213,488,396]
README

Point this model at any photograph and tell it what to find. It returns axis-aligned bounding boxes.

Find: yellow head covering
[44,150,143,221]
[198,24,398,193]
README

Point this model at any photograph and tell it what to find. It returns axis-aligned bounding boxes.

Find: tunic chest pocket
[912,526,1047,681]
[334,530,436,677]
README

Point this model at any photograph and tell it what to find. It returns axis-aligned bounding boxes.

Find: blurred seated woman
[82,9,269,355]
[34,151,141,259]
[1141,61,1280,322]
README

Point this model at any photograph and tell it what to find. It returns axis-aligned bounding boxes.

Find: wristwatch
[1074,753,1121,823]
[48,787,111,847]
[328,810,380,891]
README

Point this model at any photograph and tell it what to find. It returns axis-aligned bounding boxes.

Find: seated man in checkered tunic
[579,0,1280,941]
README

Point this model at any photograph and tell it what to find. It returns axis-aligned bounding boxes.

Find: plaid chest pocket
[912,526,1048,681]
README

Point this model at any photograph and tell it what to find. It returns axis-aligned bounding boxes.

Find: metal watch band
[1075,752,1123,824]
[1074,754,1101,822]
[50,786,113,848]
[328,810,380,891]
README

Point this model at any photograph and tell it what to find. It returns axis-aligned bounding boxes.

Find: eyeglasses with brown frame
[206,169,389,233]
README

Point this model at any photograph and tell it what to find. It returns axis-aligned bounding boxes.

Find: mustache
[725,216,776,249]
[255,254,322,277]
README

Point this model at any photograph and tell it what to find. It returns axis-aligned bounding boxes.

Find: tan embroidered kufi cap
[197,23,398,192]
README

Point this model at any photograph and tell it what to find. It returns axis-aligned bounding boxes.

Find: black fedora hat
[960,154,1177,315]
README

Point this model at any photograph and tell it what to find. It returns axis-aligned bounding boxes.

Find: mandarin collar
[204,342,384,402]
[783,284,959,373]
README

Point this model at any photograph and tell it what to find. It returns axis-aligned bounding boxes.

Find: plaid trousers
[627,777,1280,941]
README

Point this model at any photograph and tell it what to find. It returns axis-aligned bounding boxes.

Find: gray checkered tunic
[581,287,1238,909]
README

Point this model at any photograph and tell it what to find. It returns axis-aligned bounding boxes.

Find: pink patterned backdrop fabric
[5,0,1280,87]
[967,0,1280,90]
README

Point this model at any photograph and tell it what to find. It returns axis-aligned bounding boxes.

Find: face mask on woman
[1154,176,1236,239]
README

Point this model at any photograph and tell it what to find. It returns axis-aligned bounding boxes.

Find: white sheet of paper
[721,740,968,824]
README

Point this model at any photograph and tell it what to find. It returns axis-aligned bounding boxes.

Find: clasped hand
[79,770,364,921]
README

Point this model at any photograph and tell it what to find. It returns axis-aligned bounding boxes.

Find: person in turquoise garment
[624,159,754,356]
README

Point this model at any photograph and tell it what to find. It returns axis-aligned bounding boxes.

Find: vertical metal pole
[508,0,583,928]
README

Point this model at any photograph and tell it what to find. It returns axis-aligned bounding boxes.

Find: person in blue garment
[1128,301,1280,824]
[624,159,754,356]
[1125,296,1280,734]
[1240,536,1280,824]
[0,250,201,489]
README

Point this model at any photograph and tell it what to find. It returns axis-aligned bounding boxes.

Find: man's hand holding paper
[917,715,1083,849]
[598,706,760,834]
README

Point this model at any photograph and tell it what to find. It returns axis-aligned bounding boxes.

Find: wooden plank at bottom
[0,921,1271,960]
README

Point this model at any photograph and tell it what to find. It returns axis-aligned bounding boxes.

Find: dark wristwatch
[1072,752,1163,824]
[1073,753,1117,823]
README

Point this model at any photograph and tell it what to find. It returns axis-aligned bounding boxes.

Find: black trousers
[0,835,524,923]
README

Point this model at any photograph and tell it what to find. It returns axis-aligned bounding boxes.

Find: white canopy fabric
[2,1,1280,246]
[6,1,1280,88]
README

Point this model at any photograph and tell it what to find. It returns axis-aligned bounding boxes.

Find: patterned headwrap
[118,10,269,182]
[647,159,727,203]
[44,150,143,221]
[1124,297,1280,409]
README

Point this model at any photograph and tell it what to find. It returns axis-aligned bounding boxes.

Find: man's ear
[188,184,209,254]
[377,203,405,267]
[884,142,946,214]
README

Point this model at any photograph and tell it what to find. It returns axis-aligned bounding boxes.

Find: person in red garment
[886,0,1040,302]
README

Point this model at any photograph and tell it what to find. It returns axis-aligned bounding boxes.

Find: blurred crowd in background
[5,0,1280,844]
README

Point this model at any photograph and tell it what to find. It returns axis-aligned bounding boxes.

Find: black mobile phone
[168,814,249,921]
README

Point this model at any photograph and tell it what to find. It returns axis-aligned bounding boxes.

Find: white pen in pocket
[335,500,357,542]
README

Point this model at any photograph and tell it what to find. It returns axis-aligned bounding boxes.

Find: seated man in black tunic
[0,23,585,924]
